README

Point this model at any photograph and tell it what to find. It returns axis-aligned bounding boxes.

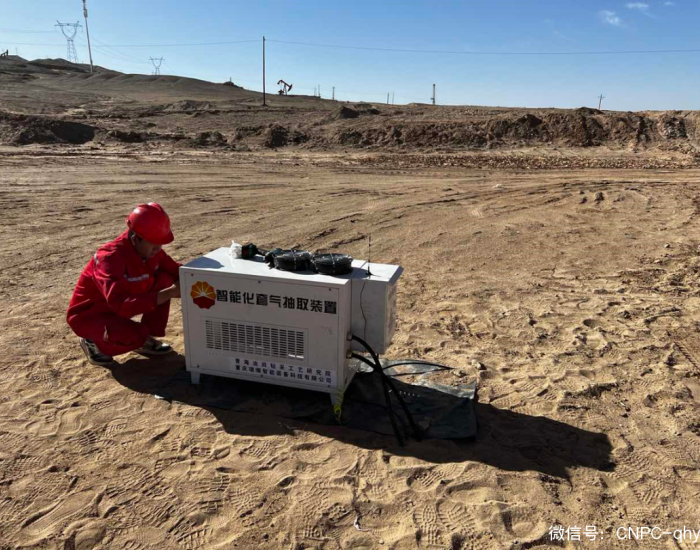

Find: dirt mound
[0,112,96,145]
[263,125,308,148]
[352,104,381,115]
[659,113,688,139]
[162,100,218,113]
[330,106,360,120]
[192,131,228,147]
[104,129,145,143]
[575,107,603,116]
[324,105,384,124]
[233,125,266,140]
[313,110,700,151]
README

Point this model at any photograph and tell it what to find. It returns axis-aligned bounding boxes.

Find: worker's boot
[79,338,114,367]
[135,336,173,357]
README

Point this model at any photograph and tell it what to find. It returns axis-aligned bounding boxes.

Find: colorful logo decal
[191,281,216,309]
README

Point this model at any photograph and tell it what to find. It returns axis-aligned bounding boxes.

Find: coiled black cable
[312,253,353,275]
[272,250,313,271]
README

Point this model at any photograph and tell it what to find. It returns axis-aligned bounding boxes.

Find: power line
[1,39,258,48]
[267,38,700,56]
[87,45,150,66]
[71,35,148,66]
[87,36,151,64]
[0,28,56,34]
[8,36,700,56]
[0,41,66,46]
[75,39,259,48]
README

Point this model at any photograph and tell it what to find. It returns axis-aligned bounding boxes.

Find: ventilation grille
[205,319,305,360]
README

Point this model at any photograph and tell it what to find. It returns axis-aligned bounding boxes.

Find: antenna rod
[367,235,372,277]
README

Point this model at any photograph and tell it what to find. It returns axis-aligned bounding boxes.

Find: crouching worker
[67,203,182,366]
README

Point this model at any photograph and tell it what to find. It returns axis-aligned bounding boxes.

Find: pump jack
[277,79,293,95]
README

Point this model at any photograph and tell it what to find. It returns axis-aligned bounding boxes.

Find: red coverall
[67,229,181,356]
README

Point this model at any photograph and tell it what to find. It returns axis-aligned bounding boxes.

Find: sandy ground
[2,148,700,549]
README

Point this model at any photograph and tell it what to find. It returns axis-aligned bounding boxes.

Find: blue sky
[1,0,699,110]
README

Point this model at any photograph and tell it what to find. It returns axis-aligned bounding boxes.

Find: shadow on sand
[109,353,614,480]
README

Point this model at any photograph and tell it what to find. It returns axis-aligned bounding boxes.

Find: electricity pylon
[150,57,164,76]
[56,21,81,64]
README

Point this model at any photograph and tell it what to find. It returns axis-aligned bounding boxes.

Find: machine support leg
[331,390,344,423]
[190,371,201,385]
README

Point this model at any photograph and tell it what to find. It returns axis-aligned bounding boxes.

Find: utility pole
[56,21,81,64]
[598,94,605,110]
[319,84,321,98]
[387,93,389,104]
[149,57,164,75]
[431,83,436,106]
[332,86,335,100]
[82,0,94,73]
[262,36,267,106]
[392,92,395,105]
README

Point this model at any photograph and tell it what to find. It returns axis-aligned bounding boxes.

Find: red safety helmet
[126,203,174,245]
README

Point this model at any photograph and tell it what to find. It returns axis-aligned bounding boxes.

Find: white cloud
[625,2,654,18]
[664,1,675,5]
[599,10,623,26]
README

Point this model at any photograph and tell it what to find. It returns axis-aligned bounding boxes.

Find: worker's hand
[156,284,180,305]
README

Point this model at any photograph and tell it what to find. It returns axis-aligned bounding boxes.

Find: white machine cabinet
[180,247,402,409]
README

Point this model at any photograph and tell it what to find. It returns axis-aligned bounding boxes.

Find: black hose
[382,360,454,371]
[380,371,423,443]
[351,352,404,445]
[380,368,405,446]
[351,334,382,372]
[351,335,423,443]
